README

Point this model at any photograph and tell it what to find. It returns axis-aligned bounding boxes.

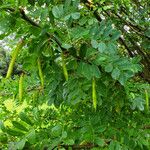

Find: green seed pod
[92,77,97,111]
[61,52,68,81]
[19,73,24,101]
[37,58,44,87]
[145,90,149,112]
[6,39,24,79]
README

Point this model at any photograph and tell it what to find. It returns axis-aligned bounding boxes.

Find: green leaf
[111,68,120,80]
[29,26,41,36]
[124,71,134,78]
[86,48,97,58]
[64,0,72,12]
[90,23,99,38]
[129,64,142,73]
[0,33,8,40]
[131,97,145,111]
[88,18,97,25]
[91,40,98,48]
[62,43,72,49]
[97,126,106,133]
[94,54,107,65]
[18,0,28,6]
[107,43,117,54]
[111,30,121,41]
[0,133,8,143]
[99,20,106,35]
[118,74,127,85]
[92,64,101,78]
[26,130,36,144]
[5,128,25,136]
[15,139,26,150]
[19,112,33,126]
[71,12,80,19]
[77,62,100,79]
[77,62,90,79]
[0,121,5,132]
[51,125,62,137]
[95,137,105,147]
[12,121,29,132]
[98,42,106,52]
[64,14,71,20]
[109,141,122,150]
[103,24,112,39]
[61,131,67,139]
[52,5,64,18]
[105,63,113,73]
[109,141,116,150]
[103,5,113,10]
[0,14,15,32]
[79,16,88,25]
[79,43,87,58]
[70,27,89,39]
[63,139,74,145]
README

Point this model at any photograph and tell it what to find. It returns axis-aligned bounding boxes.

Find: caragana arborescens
[0,0,149,149]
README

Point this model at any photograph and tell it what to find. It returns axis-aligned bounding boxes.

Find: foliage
[0,0,150,149]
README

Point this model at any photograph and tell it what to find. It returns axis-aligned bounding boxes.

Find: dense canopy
[0,0,150,150]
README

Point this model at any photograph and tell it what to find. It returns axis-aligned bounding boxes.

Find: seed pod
[37,58,44,87]
[6,39,24,79]
[145,90,149,111]
[19,73,24,101]
[61,52,68,81]
[92,77,97,111]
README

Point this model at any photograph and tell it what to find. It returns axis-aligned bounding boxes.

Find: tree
[0,0,149,149]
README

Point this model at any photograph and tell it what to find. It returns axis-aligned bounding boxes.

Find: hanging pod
[19,73,24,101]
[6,39,24,79]
[92,77,97,111]
[145,90,149,112]
[37,57,44,87]
[61,52,68,81]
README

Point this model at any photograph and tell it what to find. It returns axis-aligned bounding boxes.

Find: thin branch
[128,36,150,63]
[19,8,40,28]
[119,37,134,57]
[1,7,64,49]
[113,12,150,40]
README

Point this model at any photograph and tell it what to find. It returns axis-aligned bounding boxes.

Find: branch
[81,1,150,82]
[119,37,134,57]
[1,7,66,51]
[112,12,150,40]
[142,125,150,129]
[19,9,67,51]
[82,2,134,57]
[19,8,40,28]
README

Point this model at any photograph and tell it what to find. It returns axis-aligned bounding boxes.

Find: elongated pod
[6,39,24,78]
[145,90,149,112]
[61,52,68,81]
[19,73,24,101]
[37,58,44,87]
[92,77,97,111]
